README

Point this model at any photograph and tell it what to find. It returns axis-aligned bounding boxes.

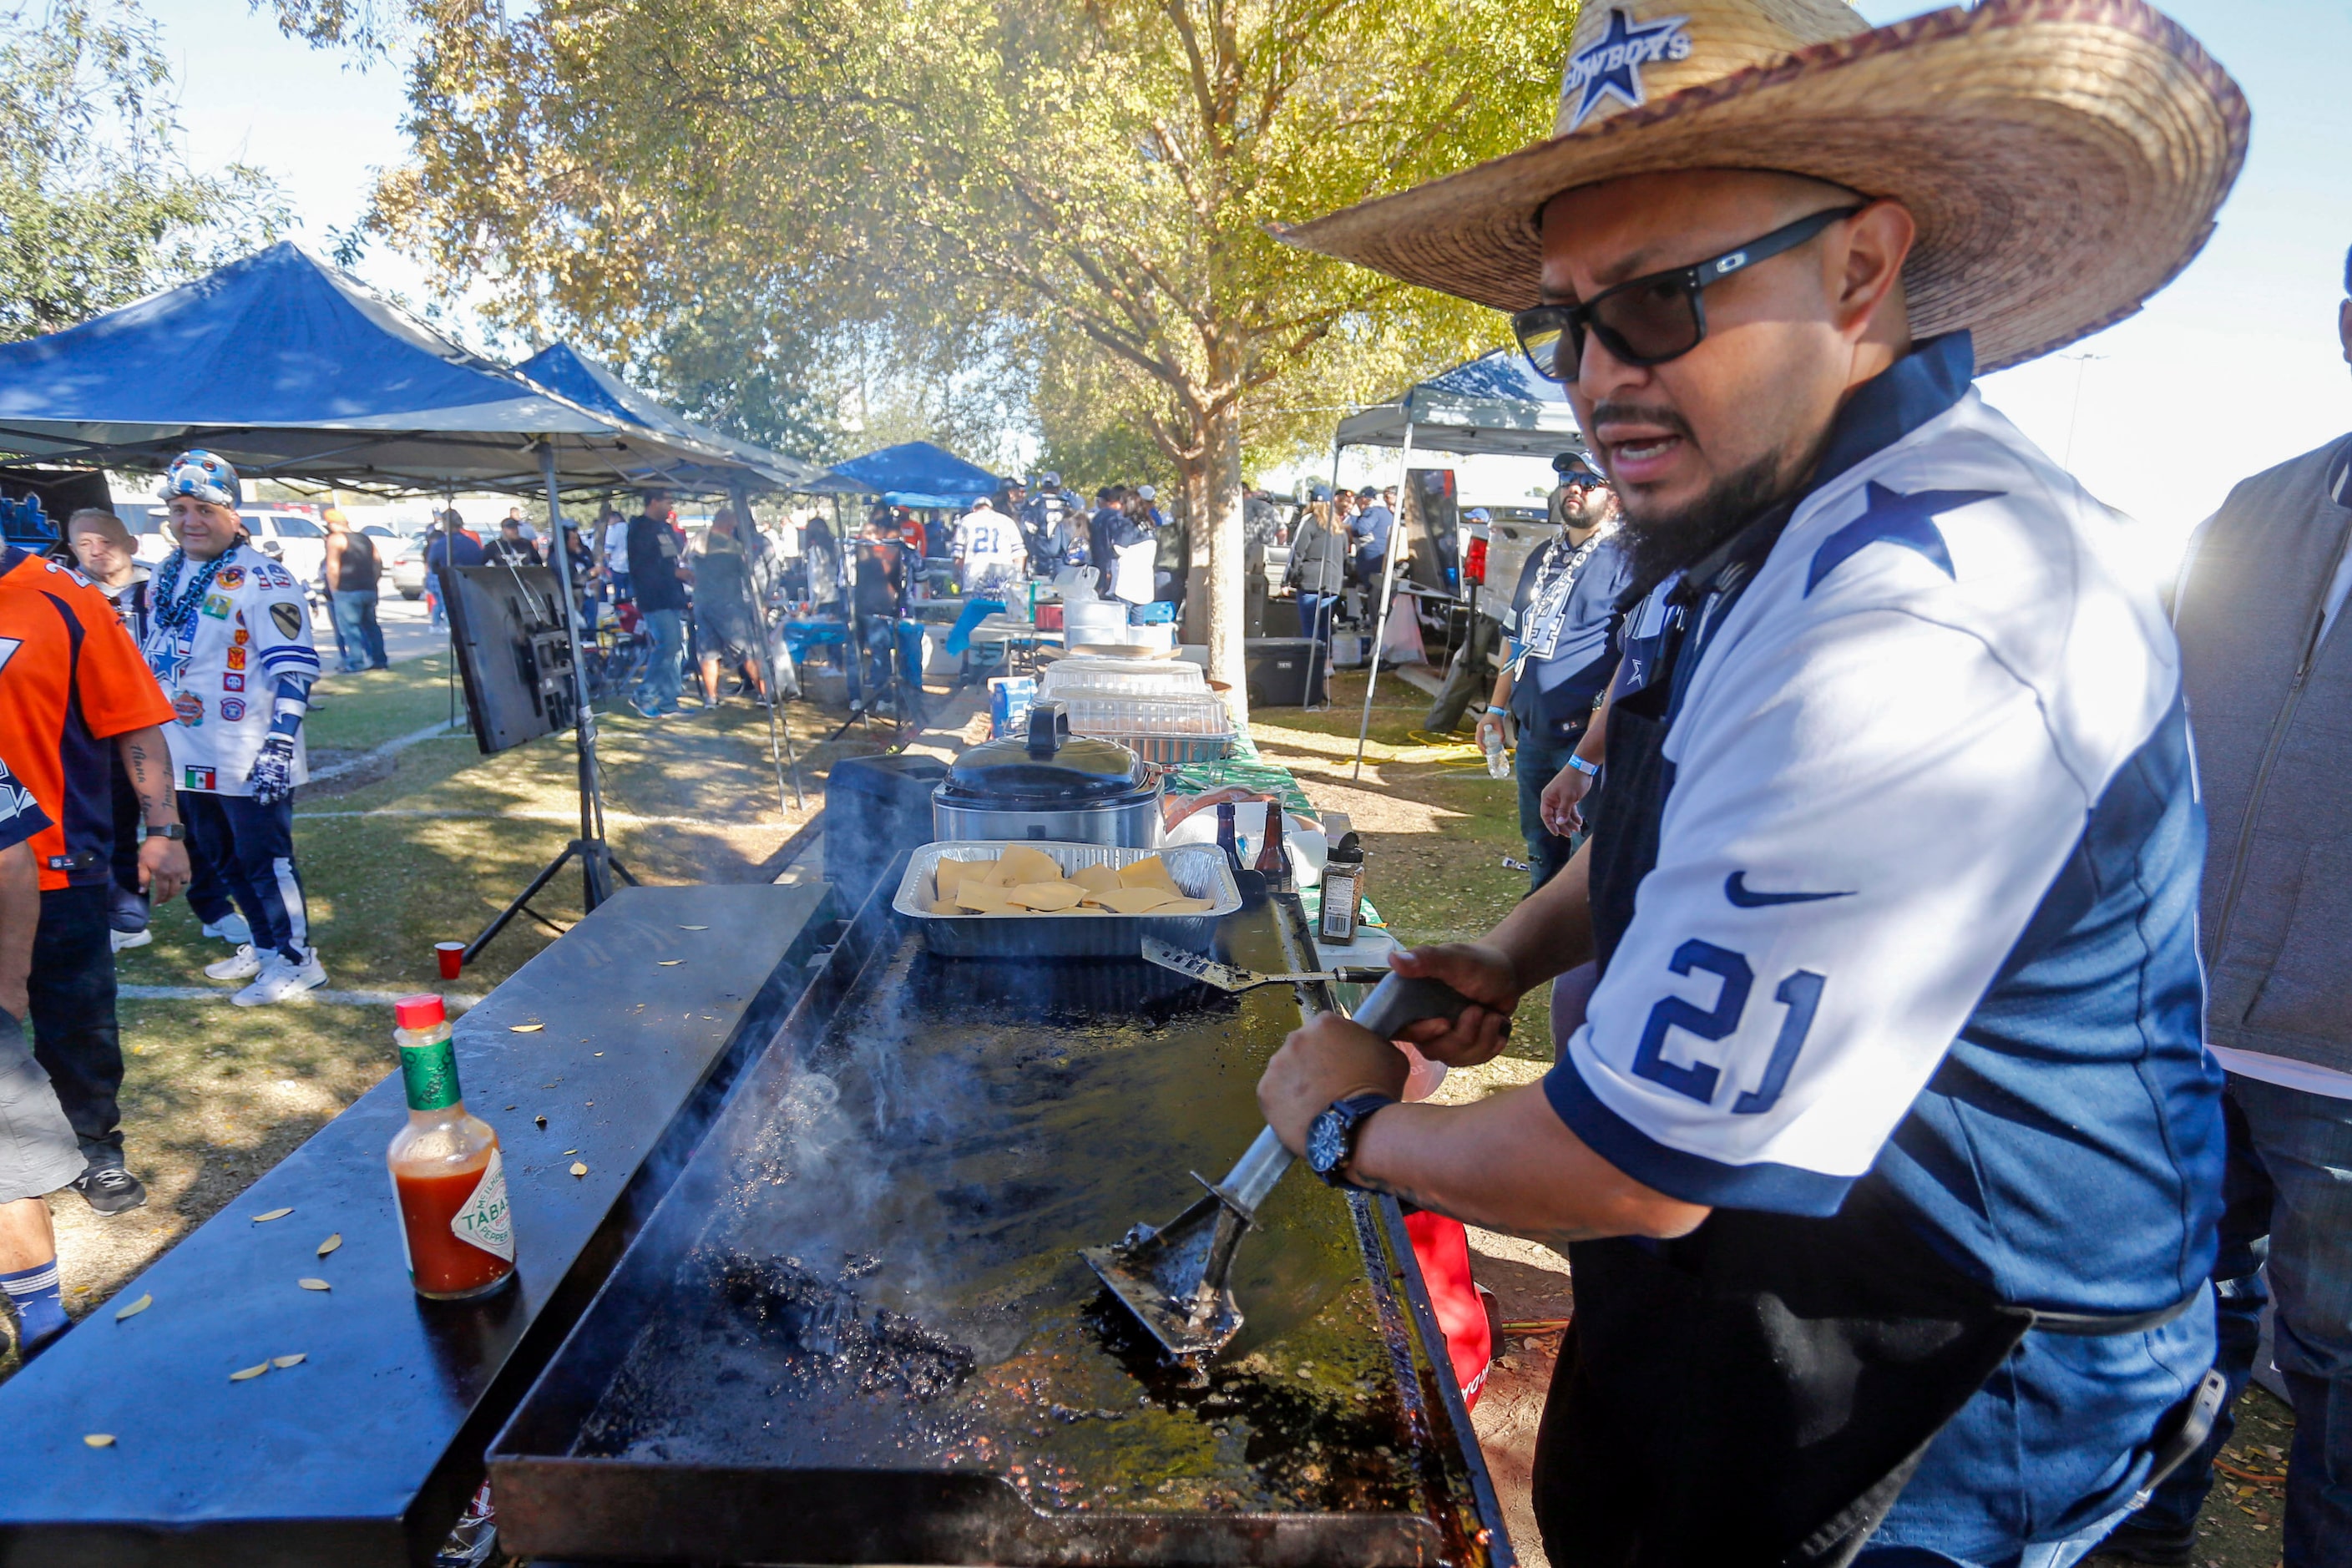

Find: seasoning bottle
[1216,800,1240,869]
[387,994,515,1300]
[1255,806,1289,892]
[1320,832,1364,943]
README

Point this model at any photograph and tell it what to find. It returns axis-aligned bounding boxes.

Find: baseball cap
[1136,484,1156,501]
[1553,452,1604,483]
[1308,484,1333,502]
[1464,507,1492,523]
[159,449,240,508]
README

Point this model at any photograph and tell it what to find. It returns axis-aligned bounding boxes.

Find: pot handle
[1026,700,1070,757]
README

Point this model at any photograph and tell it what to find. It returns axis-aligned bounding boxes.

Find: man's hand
[1473,709,1510,757]
[1385,943,1521,1066]
[137,832,189,905]
[1540,761,1594,837]
[247,735,297,805]
[1259,1013,1413,1157]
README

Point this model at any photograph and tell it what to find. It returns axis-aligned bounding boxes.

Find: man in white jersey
[1256,2,2248,1563]
[950,497,1024,598]
[142,452,326,1006]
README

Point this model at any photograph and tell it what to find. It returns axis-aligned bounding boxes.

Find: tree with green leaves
[1,1,287,341]
[281,0,1574,711]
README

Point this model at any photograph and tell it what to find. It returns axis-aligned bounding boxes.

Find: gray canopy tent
[1332,348,1590,779]
[0,243,787,940]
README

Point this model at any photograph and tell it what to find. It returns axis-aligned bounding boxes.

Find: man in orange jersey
[0,541,187,1215]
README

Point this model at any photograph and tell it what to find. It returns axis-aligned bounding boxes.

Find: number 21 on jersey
[1630,939,1825,1116]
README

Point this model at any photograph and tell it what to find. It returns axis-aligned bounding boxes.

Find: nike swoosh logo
[1724,873,1855,908]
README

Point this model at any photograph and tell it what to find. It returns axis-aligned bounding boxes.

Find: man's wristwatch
[1565,753,1601,777]
[1306,1093,1395,1187]
[140,822,187,842]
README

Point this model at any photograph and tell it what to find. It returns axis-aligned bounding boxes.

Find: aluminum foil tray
[893,841,1242,959]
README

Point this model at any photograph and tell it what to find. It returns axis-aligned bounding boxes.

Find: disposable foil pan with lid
[893,840,1242,957]
[1058,690,1237,768]
[1037,655,1207,699]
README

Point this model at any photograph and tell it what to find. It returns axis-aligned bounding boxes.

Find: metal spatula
[1140,935,1390,992]
[1083,969,1472,1364]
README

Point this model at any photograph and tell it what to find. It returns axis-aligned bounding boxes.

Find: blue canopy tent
[0,244,746,496]
[511,342,835,494]
[0,242,788,923]
[1334,348,1591,776]
[825,441,1000,503]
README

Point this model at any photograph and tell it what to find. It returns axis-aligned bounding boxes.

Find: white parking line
[117,984,485,1010]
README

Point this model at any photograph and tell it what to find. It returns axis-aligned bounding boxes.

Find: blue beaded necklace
[149,546,230,638]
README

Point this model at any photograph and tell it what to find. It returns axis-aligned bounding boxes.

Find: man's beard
[1601,405,1797,589]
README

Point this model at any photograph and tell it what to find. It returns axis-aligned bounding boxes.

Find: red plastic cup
[435,942,465,980]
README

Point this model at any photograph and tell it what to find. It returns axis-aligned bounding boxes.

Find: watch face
[1306,1109,1348,1175]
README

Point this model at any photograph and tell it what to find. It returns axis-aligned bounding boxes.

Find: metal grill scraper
[1139,935,1391,993]
[1082,969,1471,1364]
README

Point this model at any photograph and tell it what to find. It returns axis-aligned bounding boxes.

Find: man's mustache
[1588,401,1697,455]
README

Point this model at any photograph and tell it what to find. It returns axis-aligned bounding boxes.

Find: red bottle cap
[395,994,447,1030]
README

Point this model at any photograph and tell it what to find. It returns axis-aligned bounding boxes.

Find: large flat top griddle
[490,876,1509,1566]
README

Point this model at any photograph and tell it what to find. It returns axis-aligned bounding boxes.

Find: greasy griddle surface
[566,920,1439,1518]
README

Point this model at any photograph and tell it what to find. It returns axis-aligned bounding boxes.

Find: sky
[144,0,2350,547]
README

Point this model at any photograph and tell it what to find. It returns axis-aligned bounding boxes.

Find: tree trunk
[1200,402,1248,730]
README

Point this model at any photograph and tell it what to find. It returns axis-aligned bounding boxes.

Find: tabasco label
[450,1150,514,1262]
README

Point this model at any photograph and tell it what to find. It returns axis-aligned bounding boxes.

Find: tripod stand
[461,443,637,966]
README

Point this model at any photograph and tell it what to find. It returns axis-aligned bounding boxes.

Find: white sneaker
[205,943,264,982]
[231,949,327,1007]
[110,928,153,952]
[201,914,253,945]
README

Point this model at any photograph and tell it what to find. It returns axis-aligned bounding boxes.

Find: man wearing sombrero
[1254,1,2248,1562]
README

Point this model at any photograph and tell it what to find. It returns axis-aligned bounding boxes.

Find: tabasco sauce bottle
[388,994,515,1299]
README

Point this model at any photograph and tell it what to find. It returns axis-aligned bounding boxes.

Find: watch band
[140,822,188,842]
[1310,1092,1396,1187]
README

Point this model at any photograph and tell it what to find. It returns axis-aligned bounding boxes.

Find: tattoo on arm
[117,731,176,820]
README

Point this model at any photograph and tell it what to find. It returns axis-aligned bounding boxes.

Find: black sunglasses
[1512,205,1865,382]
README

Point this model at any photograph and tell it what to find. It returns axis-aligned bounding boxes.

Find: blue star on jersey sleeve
[1805,482,2002,595]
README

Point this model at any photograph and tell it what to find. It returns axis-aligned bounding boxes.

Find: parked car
[116,505,330,584]
[388,531,432,599]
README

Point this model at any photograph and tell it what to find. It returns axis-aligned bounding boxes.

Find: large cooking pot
[933,701,1162,846]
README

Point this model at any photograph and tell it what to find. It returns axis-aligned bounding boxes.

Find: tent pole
[456,443,633,969]
[1351,424,1414,781]
[734,480,802,811]
[544,442,615,908]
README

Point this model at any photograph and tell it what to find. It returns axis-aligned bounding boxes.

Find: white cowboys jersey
[1555,387,2198,1231]
[954,508,1024,594]
[142,541,321,797]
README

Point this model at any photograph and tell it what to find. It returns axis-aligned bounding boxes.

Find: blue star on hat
[1564,9,1694,132]
[1806,481,2004,594]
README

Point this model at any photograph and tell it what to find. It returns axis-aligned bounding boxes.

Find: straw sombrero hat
[1277,0,2248,373]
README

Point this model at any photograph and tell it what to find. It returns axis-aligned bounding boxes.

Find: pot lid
[939,701,1154,805]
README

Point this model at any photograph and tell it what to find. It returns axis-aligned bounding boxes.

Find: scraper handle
[1350,971,1475,1040]
[1218,973,1476,1215]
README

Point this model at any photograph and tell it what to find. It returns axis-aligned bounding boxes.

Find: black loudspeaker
[825,753,949,913]
[444,564,576,754]
[1245,638,1327,707]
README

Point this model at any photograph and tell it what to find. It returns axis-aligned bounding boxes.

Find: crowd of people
[414,493,783,721]
[0,445,331,1374]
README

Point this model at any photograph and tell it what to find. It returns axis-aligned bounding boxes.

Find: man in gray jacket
[2106,248,2352,1567]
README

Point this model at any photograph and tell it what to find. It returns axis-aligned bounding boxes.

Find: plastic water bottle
[1483,728,1511,780]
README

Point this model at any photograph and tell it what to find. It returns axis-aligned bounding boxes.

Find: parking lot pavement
[308,590,448,667]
